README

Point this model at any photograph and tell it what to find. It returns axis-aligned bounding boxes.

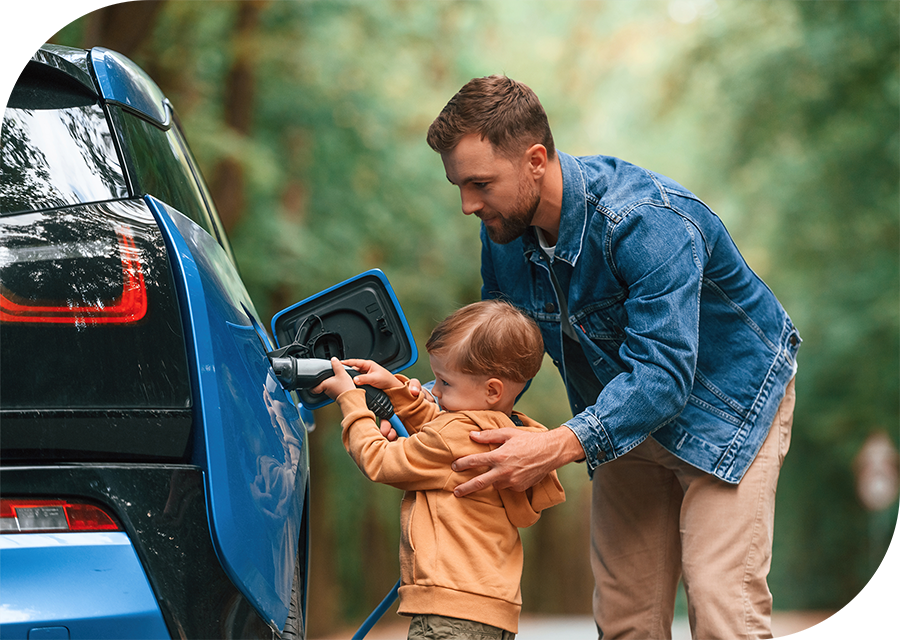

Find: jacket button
[789,334,799,346]
[544,302,556,313]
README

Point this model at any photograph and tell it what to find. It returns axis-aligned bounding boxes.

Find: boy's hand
[408,378,436,404]
[341,358,403,391]
[312,358,402,440]
[312,357,357,399]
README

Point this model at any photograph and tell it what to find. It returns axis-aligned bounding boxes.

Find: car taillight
[0,498,120,533]
[0,224,147,325]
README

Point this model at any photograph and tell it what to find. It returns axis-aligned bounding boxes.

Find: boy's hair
[425,299,543,383]
[426,75,556,162]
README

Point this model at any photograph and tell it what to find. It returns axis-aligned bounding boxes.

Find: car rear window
[113,108,215,232]
[0,62,129,215]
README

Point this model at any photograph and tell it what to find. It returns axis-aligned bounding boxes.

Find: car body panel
[0,532,170,639]
[0,200,193,463]
[147,195,309,629]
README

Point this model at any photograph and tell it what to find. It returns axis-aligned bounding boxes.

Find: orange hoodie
[335,378,566,633]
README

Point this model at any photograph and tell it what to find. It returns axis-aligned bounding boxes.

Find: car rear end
[0,47,199,639]
[0,46,289,638]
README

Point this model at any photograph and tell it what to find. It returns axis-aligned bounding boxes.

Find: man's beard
[482,180,541,244]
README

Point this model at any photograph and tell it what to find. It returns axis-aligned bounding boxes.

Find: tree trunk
[81,1,166,57]
[210,0,266,233]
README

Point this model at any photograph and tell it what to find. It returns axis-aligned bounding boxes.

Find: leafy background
[11,1,899,636]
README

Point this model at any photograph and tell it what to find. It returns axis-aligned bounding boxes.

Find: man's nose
[460,190,482,216]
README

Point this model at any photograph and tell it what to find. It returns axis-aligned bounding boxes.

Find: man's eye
[473,182,488,189]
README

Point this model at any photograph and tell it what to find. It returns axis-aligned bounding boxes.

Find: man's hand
[451,426,585,496]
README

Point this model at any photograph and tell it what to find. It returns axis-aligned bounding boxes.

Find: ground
[313,610,836,639]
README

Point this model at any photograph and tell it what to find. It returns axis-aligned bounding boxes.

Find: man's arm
[451,425,585,496]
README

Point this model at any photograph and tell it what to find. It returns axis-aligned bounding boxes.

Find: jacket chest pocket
[573,302,630,384]
[575,299,628,344]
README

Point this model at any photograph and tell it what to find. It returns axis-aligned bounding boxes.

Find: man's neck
[532,154,563,246]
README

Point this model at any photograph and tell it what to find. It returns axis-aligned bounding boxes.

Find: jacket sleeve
[336,389,456,491]
[564,203,704,473]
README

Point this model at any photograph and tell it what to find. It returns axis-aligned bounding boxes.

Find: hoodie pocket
[399,493,416,583]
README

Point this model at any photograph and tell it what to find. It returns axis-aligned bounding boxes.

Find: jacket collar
[523,151,588,267]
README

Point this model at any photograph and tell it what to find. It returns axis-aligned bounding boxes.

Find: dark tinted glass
[114,108,216,236]
[2,61,128,215]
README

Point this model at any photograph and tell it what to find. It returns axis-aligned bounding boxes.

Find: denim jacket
[481,152,800,484]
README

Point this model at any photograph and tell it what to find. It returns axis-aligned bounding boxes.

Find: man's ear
[524,143,548,179]
[484,378,505,407]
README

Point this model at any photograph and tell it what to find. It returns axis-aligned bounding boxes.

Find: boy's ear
[484,378,504,406]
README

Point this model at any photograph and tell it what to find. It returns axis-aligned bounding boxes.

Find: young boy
[314,299,566,640]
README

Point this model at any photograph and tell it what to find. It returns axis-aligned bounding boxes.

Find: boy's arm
[529,468,567,513]
[384,376,442,433]
[333,361,437,436]
[336,389,457,491]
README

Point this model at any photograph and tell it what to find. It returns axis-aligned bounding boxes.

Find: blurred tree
[209,0,268,233]
[44,0,167,56]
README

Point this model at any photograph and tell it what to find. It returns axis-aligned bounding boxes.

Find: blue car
[0,45,415,639]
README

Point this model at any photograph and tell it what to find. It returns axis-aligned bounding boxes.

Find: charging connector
[270,357,395,420]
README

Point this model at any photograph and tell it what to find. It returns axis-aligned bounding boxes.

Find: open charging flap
[270,269,418,409]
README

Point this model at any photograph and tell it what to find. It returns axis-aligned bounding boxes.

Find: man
[422,75,800,640]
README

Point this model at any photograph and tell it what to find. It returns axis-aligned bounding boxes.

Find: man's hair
[426,75,555,161]
[426,299,544,383]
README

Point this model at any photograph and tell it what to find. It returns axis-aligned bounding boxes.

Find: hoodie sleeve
[336,388,457,491]
[384,376,442,434]
[494,418,567,528]
[529,471,567,515]
[498,469,566,528]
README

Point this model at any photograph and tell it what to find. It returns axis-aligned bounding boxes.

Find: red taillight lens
[0,225,147,325]
[0,498,120,533]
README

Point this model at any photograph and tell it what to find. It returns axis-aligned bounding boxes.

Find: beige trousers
[591,379,796,640]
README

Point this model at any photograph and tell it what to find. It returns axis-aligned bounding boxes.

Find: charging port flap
[270,269,417,409]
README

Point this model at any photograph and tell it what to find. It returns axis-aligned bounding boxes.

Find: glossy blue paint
[146,196,308,630]
[90,47,169,127]
[0,532,170,639]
